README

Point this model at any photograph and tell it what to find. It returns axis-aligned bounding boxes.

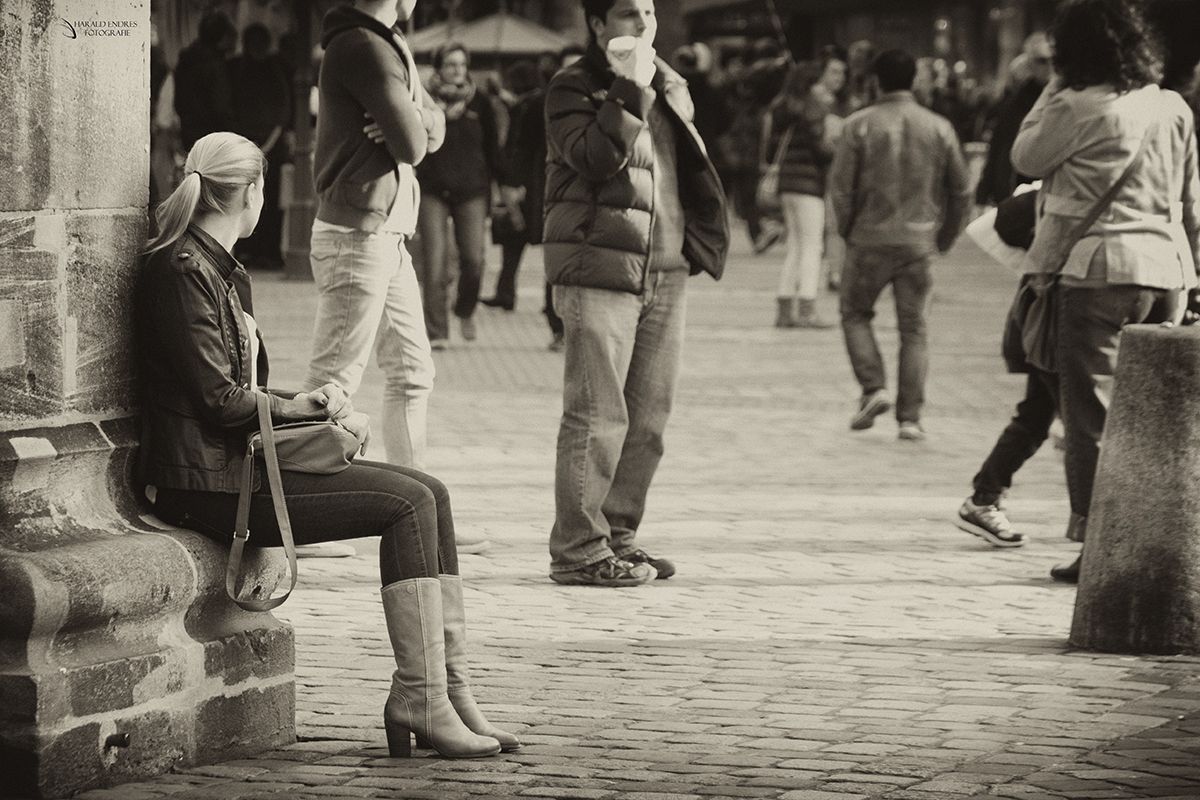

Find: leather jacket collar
[183,224,254,315]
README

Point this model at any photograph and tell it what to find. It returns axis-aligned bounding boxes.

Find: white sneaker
[850,389,891,430]
[955,498,1027,547]
[897,421,926,441]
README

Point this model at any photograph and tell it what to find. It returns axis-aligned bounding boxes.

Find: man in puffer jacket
[543,0,729,587]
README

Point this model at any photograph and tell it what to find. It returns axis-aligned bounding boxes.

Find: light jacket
[542,42,729,294]
[136,227,322,494]
[312,5,444,234]
[829,90,972,255]
[1011,81,1200,289]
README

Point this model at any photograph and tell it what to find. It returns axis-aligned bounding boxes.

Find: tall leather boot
[380,578,501,758]
[775,297,798,328]
[794,298,836,329]
[424,575,522,751]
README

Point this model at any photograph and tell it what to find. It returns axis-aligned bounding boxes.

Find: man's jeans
[839,246,932,423]
[1053,284,1180,541]
[972,370,1057,506]
[415,193,488,340]
[307,226,435,469]
[549,270,687,573]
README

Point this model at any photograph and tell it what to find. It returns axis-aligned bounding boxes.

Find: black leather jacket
[135,226,318,493]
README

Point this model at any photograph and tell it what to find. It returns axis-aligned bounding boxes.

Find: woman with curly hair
[1011,0,1200,582]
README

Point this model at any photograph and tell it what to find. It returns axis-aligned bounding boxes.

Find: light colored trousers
[549,271,688,573]
[777,192,825,301]
[306,226,436,469]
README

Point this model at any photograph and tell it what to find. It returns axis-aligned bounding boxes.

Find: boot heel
[414,733,432,750]
[384,721,413,757]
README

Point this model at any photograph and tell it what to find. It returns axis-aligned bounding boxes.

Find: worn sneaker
[460,316,477,341]
[850,389,891,430]
[622,548,675,579]
[897,421,926,441]
[550,556,656,586]
[955,498,1027,548]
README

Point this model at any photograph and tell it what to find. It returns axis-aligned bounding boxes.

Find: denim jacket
[135,226,318,493]
[829,91,972,255]
[1011,82,1200,289]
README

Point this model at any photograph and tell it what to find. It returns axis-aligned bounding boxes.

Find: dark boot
[1050,555,1081,583]
[794,298,836,329]
[775,297,798,328]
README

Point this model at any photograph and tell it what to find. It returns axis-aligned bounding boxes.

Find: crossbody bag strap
[771,125,794,169]
[1055,120,1158,270]
[226,392,299,612]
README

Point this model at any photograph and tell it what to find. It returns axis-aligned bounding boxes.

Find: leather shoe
[1050,555,1081,583]
[481,297,514,311]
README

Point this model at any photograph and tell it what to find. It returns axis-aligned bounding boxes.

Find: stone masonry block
[64,209,143,414]
[0,1,147,212]
[196,683,297,765]
[0,279,64,421]
[204,628,296,686]
[0,208,143,424]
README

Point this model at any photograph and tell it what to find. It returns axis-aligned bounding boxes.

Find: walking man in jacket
[829,48,972,440]
[543,0,729,586]
[305,0,444,471]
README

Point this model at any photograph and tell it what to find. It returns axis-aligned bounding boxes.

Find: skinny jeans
[972,370,1057,505]
[777,192,825,301]
[415,193,489,339]
[152,460,460,585]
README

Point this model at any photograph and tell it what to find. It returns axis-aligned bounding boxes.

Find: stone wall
[0,2,294,797]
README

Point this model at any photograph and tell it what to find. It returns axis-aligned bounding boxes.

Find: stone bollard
[1070,324,1200,655]
[1,4,295,797]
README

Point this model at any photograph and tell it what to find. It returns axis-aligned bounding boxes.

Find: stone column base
[0,419,296,799]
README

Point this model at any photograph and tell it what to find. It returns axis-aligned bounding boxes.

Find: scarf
[427,71,477,121]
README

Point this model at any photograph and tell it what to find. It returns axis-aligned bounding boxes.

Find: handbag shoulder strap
[226,391,298,612]
[1055,120,1158,269]
[770,125,794,168]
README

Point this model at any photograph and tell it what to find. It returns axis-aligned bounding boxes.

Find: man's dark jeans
[839,246,932,423]
[972,370,1057,506]
[1053,283,1180,540]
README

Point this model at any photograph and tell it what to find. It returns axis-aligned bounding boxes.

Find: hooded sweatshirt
[312,5,442,234]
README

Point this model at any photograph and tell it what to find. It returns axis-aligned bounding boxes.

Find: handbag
[755,125,793,213]
[225,392,360,611]
[1007,122,1157,374]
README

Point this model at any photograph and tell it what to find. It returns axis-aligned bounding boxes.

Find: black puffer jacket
[135,226,321,494]
[542,43,729,294]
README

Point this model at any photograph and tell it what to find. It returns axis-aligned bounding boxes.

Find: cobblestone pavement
[76,230,1200,799]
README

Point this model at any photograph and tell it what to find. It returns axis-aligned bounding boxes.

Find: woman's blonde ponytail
[145,132,267,255]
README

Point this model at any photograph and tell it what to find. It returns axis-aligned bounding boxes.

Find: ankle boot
[794,298,836,329]
[380,578,501,758]
[424,575,521,751]
[775,297,798,328]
